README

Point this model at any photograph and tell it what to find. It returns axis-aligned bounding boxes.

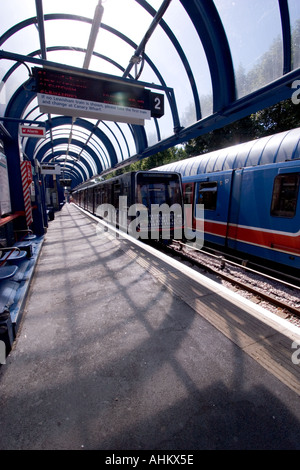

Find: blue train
[157,127,300,271]
[72,170,184,240]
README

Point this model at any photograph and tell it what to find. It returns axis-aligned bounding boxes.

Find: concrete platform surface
[0,203,300,450]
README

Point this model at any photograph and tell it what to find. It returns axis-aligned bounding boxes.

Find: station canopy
[1,0,300,188]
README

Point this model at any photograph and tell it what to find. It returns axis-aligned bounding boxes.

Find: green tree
[253,99,300,135]
[184,114,258,157]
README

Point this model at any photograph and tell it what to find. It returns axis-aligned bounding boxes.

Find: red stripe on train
[190,219,300,255]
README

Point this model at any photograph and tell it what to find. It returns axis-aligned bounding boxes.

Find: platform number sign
[150,92,164,118]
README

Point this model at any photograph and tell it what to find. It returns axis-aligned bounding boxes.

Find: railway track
[83,203,300,326]
[156,240,300,324]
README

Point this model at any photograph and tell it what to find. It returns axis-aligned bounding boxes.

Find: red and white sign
[19,125,46,138]
[21,161,33,185]
[20,161,33,227]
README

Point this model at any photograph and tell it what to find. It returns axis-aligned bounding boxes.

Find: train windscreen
[136,172,182,207]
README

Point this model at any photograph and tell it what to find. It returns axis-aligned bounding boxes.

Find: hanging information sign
[41,163,61,175]
[33,67,159,125]
[19,125,46,138]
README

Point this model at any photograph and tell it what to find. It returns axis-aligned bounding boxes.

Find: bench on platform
[0,266,18,281]
[0,247,27,265]
[0,235,44,340]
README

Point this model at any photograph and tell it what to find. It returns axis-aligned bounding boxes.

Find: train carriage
[72,170,184,240]
[156,127,300,271]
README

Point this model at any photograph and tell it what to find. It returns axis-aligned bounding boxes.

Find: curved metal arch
[4,72,149,176]
[57,164,84,187]
[46,152,89,186]
[1,0,299,185]
[46,125,110,166]
[3,50,148,169]
[4,78,116,173]
[34,137,97,178]
[41,149,82,163]
[41,150,87,183]
[61,171,82,187]
[279,0,292,74]
[180,0,236,112]
[0,13,93,46]
[38,116,116,169]
[4,79,36,137]
[42,145,97,177]
[137,0,201,120]
[22,108,112,171]
[100,121,127,161]
[40,148,94,181]
[0,12,185,132]
[114,122,131,158]
[23,105,45,122]
[2,45,133,83]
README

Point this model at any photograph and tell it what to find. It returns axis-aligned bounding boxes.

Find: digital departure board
[33,67,164,124]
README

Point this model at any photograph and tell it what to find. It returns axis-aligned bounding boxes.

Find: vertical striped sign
[20,161,33,227]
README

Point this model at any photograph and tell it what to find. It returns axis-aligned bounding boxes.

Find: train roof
[156,127,300,177]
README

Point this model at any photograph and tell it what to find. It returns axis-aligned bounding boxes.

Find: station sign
[19,125,46,138]
[33,67,164,125]
[40,163,61,175]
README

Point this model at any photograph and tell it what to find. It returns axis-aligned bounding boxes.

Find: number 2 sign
[150,92,164,118]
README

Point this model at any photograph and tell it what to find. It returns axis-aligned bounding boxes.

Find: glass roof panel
[24,105,44,122]
[98,122,130,161]
[163,0,213,120]
[0,0,37,35]
[42,0,98,18]
[45,49,89,70]
[92,28,136,74]
[44,20,92,53]
[0,25,40,57]
[0,0,299,187]
[146,24,194,132]
[99,0,154,45]
[97,121,125,163]
[0,62,31,116]
[214,0,283,98]
[289,0,300,69]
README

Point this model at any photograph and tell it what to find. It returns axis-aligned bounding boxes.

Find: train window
[271,173,300,218]
[136,174,182,207]
[95,188,105,206]
[197,182,217,211]
[168,181,182,204]
[183,184,194,204]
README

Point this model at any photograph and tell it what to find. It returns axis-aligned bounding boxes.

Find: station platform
[0,202,300,451]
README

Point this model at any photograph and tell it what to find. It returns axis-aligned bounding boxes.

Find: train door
[87,188,94,213]
[226,163,300,268]
[83,189,88,210]
[226,169,243,250]
[269,167,300,266]
[182,181,195,241]
[111,179,121,227]
[194,171,233,246]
